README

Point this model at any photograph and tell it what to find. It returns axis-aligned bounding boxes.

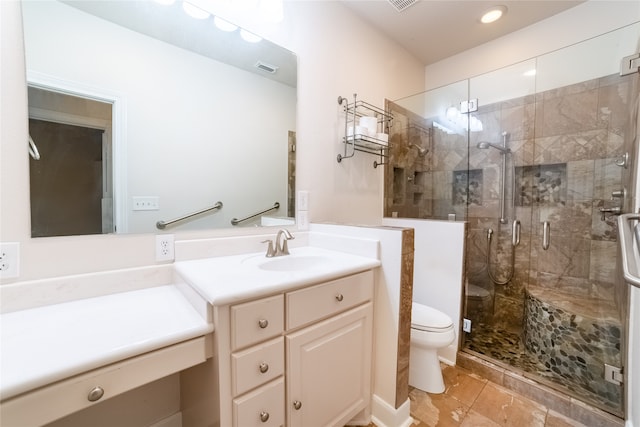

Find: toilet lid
[411,302,453,332]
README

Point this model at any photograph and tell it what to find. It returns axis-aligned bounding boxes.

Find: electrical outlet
[462,318,472,333]
[155,234,175,262]
[297,210,309,230]
[0,242,20,279]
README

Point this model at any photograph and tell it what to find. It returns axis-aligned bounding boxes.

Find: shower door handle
[512,220,521,246]
[542,221,550,250]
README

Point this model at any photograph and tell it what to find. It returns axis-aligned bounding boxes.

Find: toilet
[409,302,456,394]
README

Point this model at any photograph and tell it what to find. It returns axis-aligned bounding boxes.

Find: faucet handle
[262,239,276,257]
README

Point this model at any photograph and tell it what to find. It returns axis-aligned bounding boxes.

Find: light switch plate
[297,191,309,211]
[133,196,159,211]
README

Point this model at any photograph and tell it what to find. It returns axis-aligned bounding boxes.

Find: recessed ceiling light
[214,16,238,32]
[182,2,210,19]
[481,5,507,24]
[240,29,262,43]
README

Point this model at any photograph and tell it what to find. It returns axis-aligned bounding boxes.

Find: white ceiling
[340,0,585,65]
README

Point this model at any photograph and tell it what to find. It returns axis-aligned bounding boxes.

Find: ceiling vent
[386,0,418,12]
[255,61,278,74]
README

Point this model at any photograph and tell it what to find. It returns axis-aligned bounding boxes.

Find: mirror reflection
[23,0,297,237]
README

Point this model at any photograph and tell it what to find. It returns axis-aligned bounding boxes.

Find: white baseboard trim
[371,395,413,427]
[148,412,182,427]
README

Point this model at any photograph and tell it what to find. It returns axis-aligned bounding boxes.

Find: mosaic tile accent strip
[524,292,622,413]
[453,169,482,206]
[515,163,567,207]
[464,289,623,416]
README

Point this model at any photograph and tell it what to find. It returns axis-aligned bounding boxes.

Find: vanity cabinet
[211,270,374,427]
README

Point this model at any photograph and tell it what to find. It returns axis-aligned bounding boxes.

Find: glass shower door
[521,23,640,416]
[462,59,537,362]
[461,23,640,417]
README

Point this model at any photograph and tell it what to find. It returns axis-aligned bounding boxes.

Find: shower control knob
[600,206,621,221]
[611,189,625,199]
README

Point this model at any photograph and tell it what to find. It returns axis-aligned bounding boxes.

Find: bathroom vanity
[0,245,380,426]
[176,246,380,427]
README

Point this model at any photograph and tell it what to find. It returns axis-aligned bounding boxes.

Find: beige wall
[0,0,425,282]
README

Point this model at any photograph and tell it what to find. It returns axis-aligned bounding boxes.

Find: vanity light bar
[255,61,278,74]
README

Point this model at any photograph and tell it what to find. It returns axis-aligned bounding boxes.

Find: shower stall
[384,23,640,418]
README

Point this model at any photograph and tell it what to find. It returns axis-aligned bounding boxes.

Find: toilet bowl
[409,302,455,394]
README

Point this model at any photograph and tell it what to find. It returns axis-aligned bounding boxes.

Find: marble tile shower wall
[386,72,633,330]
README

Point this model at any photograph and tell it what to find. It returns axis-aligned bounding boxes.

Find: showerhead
[477,141,511,154]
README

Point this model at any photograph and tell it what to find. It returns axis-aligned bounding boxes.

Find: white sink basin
[175,246,381,305]
[242,254,330,271]
[257,255,330,271]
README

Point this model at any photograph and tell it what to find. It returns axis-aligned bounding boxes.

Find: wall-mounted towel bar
[156,201,223,229]
[231,202,279,226]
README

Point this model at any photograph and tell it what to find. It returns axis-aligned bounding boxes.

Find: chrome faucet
[262,229,295,257]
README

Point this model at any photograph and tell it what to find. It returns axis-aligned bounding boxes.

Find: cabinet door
[286,303,372,427]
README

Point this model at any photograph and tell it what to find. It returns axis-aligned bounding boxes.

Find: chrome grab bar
[542,221,550,250]
[156,201,223,229]
[231,202,280,226]
[28,135,40,160]
[618,214,640,288]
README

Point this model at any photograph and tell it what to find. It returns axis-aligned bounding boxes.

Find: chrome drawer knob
[87,386,104,402]
[259,362,269,373]
[293,400,302,410]
[260,411,270,422]
[335,294,344,302]
[258,319,269,329]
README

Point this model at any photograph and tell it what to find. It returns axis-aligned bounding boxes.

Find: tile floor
[351,364,602,427]
[407,364,589,427]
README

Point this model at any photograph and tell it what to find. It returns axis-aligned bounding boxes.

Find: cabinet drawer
[233,377,284,427]
[232,337,284,396]
[0,336,209,427]
[231,294,284,350]
[286,270,373,330]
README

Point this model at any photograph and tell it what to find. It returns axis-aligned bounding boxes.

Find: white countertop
[0,285,213,400]
[175,246,381,306]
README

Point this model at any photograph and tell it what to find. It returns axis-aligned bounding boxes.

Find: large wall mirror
[23,0,297,237]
